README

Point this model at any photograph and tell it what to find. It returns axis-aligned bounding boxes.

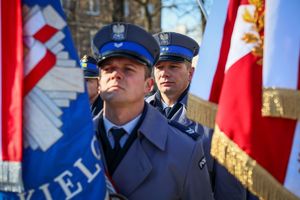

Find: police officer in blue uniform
[80,55,103,117]
[145,32,205,131]
[92,23,214,200]
[146,31,211,164]
[146,32,253,200]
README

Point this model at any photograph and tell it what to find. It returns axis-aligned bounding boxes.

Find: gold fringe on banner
[187,94,218,129]
[211,125,300,200]
[262,87,300,120]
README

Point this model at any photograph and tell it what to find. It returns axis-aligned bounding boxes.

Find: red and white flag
[209,0,300,199]
[187,1,234,128]
[0,0,24,192]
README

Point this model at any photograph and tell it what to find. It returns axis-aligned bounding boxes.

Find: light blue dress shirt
[103,114,142,148]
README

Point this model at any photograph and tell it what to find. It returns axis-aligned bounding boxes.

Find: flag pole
[196,0,208,21]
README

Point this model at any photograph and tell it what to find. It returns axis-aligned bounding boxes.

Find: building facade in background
[62,0,161,56]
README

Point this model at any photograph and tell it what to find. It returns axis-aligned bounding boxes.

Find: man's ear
[145,77,154,94]
[97,77,102,94]
[189,67,195,81]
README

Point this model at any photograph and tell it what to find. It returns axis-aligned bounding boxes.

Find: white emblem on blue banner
[23,5,84,151]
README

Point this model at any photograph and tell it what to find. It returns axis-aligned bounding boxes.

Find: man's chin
[160,88,174,96]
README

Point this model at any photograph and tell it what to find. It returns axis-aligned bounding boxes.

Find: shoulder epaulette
[168,120,200,140]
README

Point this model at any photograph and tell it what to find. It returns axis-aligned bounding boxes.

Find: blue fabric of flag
[0,0,107,199]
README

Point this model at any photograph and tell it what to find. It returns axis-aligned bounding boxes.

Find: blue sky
[161,0,214,42]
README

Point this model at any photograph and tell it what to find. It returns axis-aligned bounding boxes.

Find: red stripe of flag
[24,50,56,96]
[33,24,58,43]
[1,0,23,161]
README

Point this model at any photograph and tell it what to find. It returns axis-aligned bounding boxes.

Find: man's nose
[160,68,170,78]
[111,69,123,80]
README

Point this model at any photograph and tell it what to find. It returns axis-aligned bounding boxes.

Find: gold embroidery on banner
[187,94,217,129]
[262,87,300,120]
[211,125,300,200]
[242,0,264,65]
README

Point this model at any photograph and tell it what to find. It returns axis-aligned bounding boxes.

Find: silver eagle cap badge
[112,24,126,41]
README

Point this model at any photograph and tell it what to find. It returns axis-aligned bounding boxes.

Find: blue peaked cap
[92,23,160,68]
[153,32,199,63]
[80,55,99,78]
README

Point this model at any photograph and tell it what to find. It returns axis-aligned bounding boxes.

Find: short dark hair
[144,65,152,79]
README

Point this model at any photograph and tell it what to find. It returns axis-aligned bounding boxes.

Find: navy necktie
[107,128,126,175]
[110,128,126,153]
[164,107,172,117]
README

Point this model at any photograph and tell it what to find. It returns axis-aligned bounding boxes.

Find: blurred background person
[80,55,103,117]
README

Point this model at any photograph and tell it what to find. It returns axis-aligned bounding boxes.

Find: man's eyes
[156,65,179,70]
[101,66,136,73]
[124,67,135,72]
[155,66,164,70]
[101,66,112,72]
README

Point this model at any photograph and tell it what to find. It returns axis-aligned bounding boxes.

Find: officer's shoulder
[168,120,200,140]
[145,93,155,104]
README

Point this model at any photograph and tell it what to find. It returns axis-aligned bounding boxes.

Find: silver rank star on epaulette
[112,23,126,41]
[159,32,170,45]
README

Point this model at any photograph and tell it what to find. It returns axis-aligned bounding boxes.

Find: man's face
[154,60,193,98]
[85,78,99,103]
[99,57,152,106]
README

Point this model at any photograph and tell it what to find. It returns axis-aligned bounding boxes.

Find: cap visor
[97,52,149,67]
[158,55,190,63]
[84,71,99,77]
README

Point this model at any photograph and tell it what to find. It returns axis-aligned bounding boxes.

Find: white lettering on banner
[54,170,83,200]
[18,137,103,199]
[39,183,53,200]
[91,136,101,160]
[17,189,34,200]
[74,158,101,183]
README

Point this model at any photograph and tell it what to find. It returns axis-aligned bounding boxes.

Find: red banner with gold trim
[210,0,300,199]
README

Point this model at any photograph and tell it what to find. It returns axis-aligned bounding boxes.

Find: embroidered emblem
[112,23,126,41]
[242,0,264,65]
[159,33,170,45]
[114,42,123,48]
[23,4,84,152]
[198,156,207,169]
[186,127,196,134]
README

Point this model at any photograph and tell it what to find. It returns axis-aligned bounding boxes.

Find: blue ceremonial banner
[0,0,108,199]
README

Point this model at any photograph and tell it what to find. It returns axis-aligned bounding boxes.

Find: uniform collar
[161,100,174,109]
[103,113,142,136]
[138,104,168,151]
[155,84,190,107]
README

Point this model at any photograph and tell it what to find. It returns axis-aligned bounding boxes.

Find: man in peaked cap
[92,23,213,200]
[146,32,250,200]
[145,32,208,146]
[146,32,199,122]
[80,55,103,117]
